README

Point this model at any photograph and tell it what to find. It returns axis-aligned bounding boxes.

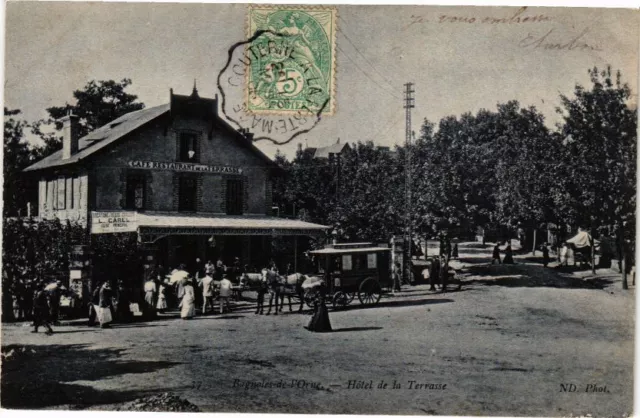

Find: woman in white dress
[143,278,157,318]
[98,282,114,328]
[156,280,168,313]
[180,279,196,319]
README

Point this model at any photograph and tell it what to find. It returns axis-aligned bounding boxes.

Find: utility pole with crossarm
[403,82,415,285]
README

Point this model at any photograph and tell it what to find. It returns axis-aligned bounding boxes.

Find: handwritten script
[405,7,552,30]
[519,28,603,52]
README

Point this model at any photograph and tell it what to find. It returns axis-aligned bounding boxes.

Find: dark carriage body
[309,243,392,308]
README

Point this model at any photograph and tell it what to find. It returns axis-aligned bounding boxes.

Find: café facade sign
[91,211,138,234]
[128,160,242,175]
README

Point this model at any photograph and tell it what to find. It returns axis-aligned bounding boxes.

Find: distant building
[305,140,350,160]
[376,146,397,158]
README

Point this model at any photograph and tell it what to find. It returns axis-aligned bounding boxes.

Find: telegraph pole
[336,152,342,202]
[403,82,415,284]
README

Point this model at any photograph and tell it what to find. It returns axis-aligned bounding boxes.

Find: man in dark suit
[32,282,53,335]
[492,244,502,264]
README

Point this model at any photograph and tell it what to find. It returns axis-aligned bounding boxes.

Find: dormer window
[179,132,199,162]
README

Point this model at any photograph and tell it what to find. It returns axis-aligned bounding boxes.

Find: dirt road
[2,242,634,416]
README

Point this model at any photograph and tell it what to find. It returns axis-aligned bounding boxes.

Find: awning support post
[294,236,298,273]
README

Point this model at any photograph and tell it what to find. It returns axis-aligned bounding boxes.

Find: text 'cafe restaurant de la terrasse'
[23,87,329,291]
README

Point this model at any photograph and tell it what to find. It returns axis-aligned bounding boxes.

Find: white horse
[240,269,268,289]
[277,273,308,313]
[241,269,310,314]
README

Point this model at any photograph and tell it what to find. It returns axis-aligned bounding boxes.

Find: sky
[4,2,638,159]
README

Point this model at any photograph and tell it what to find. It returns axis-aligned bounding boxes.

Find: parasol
[168,270,190,284]
[44,282,58,291]
[566,229,600,249]
[301,275,324,290]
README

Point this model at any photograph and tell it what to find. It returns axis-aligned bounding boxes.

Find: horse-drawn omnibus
[308,242,392,309]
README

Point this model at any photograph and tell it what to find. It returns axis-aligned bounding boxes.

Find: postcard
[2,2,637,416]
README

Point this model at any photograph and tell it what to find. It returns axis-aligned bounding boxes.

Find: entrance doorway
[175,236,198,267]
[204,236,244,266]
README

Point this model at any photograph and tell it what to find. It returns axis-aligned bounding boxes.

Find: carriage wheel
[332,291,349,310]
[358,278,382,306]
[304,289,318,308]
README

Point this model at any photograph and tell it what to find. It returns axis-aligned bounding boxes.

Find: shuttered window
[57,177,66,210]
[179,176,197,212]
[179,132,199,162]
[126,174,146,210]
[226,179,243,215]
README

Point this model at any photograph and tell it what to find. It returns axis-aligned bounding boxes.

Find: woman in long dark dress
[503,243,515,264]
[439,256,449,293]
[542,243,550,267]
[305,282,332,332]
[115,281,133,323]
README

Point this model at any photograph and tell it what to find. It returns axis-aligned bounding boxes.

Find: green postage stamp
[246,5,337,115]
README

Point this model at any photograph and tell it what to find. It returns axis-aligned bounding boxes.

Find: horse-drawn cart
[308,243,392,309]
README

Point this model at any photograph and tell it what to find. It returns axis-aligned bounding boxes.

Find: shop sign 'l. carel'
[128,160,243,175]
[91,211,138,234]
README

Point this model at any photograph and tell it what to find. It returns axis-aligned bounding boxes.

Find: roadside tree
[555,66,637,283]
[3,108,36,217]
[31,78,146,157]
[329,141,403,242]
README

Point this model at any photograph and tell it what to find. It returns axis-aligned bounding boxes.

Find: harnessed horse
[240,269,268,314]
[277,273,308,313]
[240,269,309,314]
[264,269,282,315]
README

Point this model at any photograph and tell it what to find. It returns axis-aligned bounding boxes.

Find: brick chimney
[61,112,80,160]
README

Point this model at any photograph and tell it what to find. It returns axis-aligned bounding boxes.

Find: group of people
[439,238,459,261]
[87,281,121,328]
[391,262,412,293]
[23,279,72,335]
[81,257,242,329]
[420,255,455,293]
[143,259,237,320]
[12,279,66,325]
[491,242,515,265]
[492,240,555,267]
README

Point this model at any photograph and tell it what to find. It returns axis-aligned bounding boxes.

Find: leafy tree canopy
[4,108,36,216]
[32,78,146,156]
[555,66,637,231]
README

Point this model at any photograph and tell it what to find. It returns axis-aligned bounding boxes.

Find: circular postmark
[217,7,336,145]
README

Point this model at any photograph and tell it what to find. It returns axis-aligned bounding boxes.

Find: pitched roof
[312,142,350,159]
[24,100,278,172]
[24,104,170,171]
